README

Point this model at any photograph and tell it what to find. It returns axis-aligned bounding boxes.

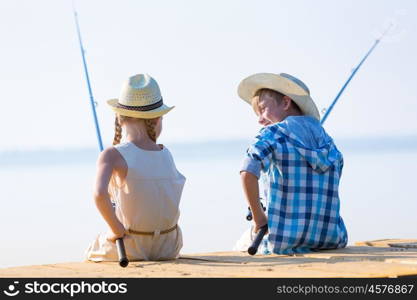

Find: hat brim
[237,73,320,121]
[107,99,174,119]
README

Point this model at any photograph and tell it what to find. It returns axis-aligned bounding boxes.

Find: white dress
[85,142,186,261]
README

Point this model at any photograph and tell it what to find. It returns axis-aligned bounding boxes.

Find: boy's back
[243,116,348,254]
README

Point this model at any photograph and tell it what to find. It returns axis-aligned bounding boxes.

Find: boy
[238,73,348,254]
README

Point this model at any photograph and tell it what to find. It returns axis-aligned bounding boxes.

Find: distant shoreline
[1,136,417,167]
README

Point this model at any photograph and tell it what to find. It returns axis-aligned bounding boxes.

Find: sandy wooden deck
[1,239,417,278]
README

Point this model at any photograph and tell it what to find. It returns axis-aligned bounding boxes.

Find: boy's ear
[282,96,292,111]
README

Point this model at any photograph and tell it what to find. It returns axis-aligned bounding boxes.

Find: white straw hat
[107,74,174,119]
[237,73,320,121]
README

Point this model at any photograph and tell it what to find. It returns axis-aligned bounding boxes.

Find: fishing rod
[72,3,103,150]
[247,204,267,256]
[247,25,393,255]
[72,1,129,268]
[248,224,268,255]
[320,23,393,125]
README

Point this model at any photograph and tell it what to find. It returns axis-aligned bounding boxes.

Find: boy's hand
[253,211,268,234]
[106,224,127,243]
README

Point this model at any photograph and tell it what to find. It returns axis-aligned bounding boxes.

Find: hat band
[116,98,163,111]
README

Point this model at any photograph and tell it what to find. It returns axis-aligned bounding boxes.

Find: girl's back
[86,142,185,261]
[113,141,185,233]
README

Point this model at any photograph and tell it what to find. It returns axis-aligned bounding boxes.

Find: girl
[85,74,186,261]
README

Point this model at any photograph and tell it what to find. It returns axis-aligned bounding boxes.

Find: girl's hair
[112,115,158,145]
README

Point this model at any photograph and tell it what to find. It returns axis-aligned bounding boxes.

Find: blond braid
[144,119,157,142]
[113,115,123,145]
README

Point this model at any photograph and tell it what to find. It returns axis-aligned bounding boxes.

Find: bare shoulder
[97,147,124,167]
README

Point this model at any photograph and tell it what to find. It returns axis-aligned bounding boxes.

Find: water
[1,137,417,268]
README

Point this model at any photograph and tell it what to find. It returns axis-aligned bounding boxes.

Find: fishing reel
[246,199,266,221]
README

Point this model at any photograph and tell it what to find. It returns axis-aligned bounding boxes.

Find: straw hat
[237,73,320,121]
[107,74,174,119]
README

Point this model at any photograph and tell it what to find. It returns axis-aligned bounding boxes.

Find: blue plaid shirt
[241,116,348,254]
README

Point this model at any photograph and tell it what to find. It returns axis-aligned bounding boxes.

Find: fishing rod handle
[116,238,129,268]
[247,224,268,256]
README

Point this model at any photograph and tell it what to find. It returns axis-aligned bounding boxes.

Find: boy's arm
[241,130,274,232]
[241,171,268,232]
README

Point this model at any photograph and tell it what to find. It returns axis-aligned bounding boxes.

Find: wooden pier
[1,239,417,278]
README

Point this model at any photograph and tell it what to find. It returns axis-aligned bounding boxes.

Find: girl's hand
[106,224,127,243]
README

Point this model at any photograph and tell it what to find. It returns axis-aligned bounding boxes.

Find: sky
[0,0,416,150]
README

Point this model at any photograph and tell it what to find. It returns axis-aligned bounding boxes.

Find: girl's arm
[93,148,126,243]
